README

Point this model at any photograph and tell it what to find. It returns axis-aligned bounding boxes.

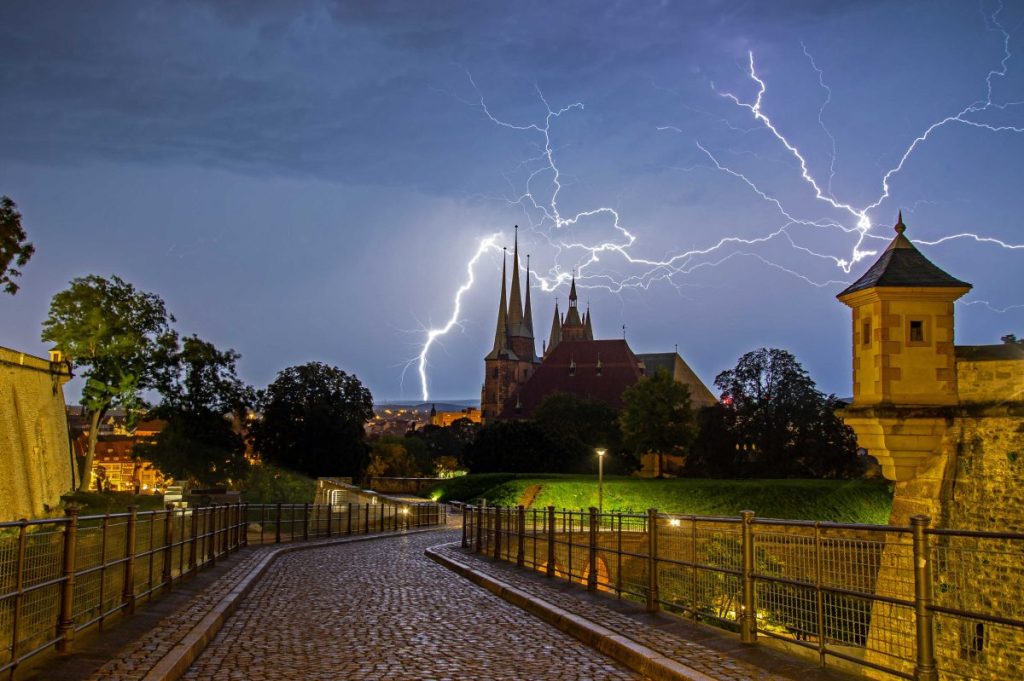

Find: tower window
[909,320,924,343]
[862,319,871,347]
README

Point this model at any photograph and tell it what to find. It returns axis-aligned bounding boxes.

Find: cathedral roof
[499,339,643,418]
[838,213,972,297]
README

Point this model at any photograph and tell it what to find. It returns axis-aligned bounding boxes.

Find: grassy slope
[428,476,893,524]
[62,490,168,515]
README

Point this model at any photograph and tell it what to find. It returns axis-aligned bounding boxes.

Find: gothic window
[960,621,987,661]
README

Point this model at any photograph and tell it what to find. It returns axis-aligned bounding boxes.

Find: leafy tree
[714,348,859,478]
[366,437,419,477]
[619,368,697,476]
[532,392,626,473]
[1002,334,1023,346]
[463,421,557,473]
[686,404,741,477]
[137,336,254,487]
[42,275,176,490]
[251,362,373,478]
[1,196,34,295]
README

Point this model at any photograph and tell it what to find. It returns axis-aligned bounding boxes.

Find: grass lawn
[427,475,893,524]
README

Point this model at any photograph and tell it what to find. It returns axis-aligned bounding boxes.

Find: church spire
[485,248,511,360]
[584,304,593,340]
[522,253,535,340]
[507,226,525,337]
[547,298,562,356]
[563,273,582,327]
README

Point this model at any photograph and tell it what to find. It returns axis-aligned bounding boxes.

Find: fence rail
[463,505,1024,681]
[0,500,445,679]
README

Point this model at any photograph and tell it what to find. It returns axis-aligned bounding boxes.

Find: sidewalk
[427,543,860,681]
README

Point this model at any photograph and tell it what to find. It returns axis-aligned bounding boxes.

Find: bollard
[912,515,939,681]
[740,510,757,643]
[56,505,80,652]
[588,507,598,592]
[646,508,658,612]
[517,505,526,567]
[123,506,138,615]
[162,506,174,593]
[546,506,556,577]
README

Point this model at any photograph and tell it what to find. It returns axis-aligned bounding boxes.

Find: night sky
[2,1,1023,403]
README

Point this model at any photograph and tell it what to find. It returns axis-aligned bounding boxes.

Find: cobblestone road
[182,531,643,680]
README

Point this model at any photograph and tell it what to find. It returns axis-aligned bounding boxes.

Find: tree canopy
[0,196,34,295]
[250,362,373,479]
[532,392,626,473]
[712,348,859,478]
[619,368,697,475]
[137,335,254,487]
[462,420,557,473]
[41,274,177,490]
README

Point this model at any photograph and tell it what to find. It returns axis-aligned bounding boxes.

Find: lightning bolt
[413,2,1024,400]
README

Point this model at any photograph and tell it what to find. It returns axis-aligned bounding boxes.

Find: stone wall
[0,347,75,520]
[957,358,1024,403]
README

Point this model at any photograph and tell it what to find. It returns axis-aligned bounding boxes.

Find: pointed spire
[896,210,905,234]
[547,298,562,356]
[568,273,578,303]
[485,248,511,360]
[522,253,535,340]
[507,226,525,337]
[584,304,594,340]
[564,273,582,326]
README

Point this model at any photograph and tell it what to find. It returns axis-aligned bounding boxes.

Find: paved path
[182,530,644,681]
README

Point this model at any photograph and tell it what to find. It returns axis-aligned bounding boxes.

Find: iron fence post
[241,502,249,548]
[912,515,939,681]
[364,503,370,534]
[461,505,468,548]
[302,503,309,541]
[275,503,282,544]
[740,510,757,643]
[162,506,174,593]
[493,506,502,559]
[11,522,28,663]
[208,505,217,565]
[189,508,199,572]
[588,507,598,592]
[326,503,333,537]
[347,502,353,535]
[814,522,826,666]
[547,506,556,577]
[57,504,80,652]
[475,505,483,554]
[517,505,526,567]
[646,508,659,612]
[123,506,138,615]
[380,502,385,532]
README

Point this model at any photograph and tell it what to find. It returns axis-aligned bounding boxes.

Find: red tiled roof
[499,339,643,418]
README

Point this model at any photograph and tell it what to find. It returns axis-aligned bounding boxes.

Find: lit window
[910,320,924,343]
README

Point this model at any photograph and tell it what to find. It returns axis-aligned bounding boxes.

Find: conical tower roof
[485,249,517,360]
[507,227,525,336]
[522,254,535,340]
[564,274,583,327]
[838,212,972,297]
[547,299,562,356]
[584,305,594,340]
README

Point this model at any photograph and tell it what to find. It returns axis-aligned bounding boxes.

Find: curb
[142,528,444,681]
[425,545,717,681]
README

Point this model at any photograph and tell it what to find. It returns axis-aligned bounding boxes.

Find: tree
[137,336,254,487]
[714,348,859,478]
[42,275,176,490]
[532,392,626,473]
[366,437,419,478]
[463,421,557,473]
[250,362,373,478]
[619,368,697,476]
[1,196,34,295]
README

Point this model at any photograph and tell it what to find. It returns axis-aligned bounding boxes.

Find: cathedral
[480,229,716,421]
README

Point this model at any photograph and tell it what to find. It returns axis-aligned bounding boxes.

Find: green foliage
[42,274,177,490]
[241,464,315,504]
[533,392,627,473]
[619,368,696,473]
[463,421,559,473]
[366,437,420,477]
[711,348,861,478]
[141,335,255,488]
[0,196,34,295]
[251,362,373,478]
[406,419,478,466]
[431,475,893,523]
[61,490,167,515]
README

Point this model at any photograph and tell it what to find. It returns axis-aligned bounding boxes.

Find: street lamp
[596,448,607,516]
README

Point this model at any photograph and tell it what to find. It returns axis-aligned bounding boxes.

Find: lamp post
[596,448,606,516]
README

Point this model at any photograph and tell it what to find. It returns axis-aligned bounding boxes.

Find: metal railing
[0,500,445,679]
[463,505,1024,681]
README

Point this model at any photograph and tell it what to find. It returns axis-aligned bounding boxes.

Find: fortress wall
[0,347,74,520]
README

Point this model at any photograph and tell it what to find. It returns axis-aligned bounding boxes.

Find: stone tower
[480,228,539,421]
